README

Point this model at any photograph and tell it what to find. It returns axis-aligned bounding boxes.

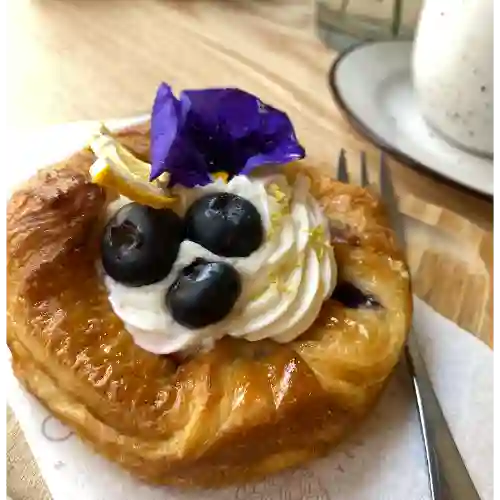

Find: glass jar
[316,0,423,51]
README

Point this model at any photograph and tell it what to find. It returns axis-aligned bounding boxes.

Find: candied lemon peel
[88,125,176,209]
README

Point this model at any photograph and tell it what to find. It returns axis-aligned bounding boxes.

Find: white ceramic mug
[413,0,493,157]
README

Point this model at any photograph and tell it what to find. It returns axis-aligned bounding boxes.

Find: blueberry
[331,282,381,309]
[166,258,241,329]
[101,203,183,286]
[185,193,263,257]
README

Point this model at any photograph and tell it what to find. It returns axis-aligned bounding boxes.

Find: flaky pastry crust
[7,122,411,487]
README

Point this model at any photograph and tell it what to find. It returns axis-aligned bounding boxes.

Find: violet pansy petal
[150,84,306,187]
[150,83,183,180]
[241,144,306,175]
[150,84,212,186]
[182,89,261,140]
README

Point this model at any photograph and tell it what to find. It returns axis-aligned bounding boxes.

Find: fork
[336,150,482,500]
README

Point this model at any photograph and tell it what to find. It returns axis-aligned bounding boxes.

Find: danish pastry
[7,90,411,487]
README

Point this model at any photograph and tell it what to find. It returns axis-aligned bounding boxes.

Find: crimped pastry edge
[6,122,411,487]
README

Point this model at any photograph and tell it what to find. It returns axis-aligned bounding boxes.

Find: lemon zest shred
[249,288,265,302]
[268,183,287,203]
[308,224,331,259]
[269,271,290,295]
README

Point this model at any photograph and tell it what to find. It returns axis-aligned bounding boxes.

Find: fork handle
[405,333,481,500]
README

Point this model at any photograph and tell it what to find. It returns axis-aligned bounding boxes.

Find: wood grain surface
[6,1,493,499]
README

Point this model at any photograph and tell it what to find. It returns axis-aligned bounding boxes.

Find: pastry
[6,84,411,487]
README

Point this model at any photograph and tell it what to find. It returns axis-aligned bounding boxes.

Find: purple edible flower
[150,83,305,187]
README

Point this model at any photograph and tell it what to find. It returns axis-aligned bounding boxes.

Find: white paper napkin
[6,120,493,500]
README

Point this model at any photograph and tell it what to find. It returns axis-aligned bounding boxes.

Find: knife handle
[405,333,481,500]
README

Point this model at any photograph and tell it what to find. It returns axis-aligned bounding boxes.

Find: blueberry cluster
[101,194,263,329]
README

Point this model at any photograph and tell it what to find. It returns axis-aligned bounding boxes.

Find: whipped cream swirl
[104,172,337,354]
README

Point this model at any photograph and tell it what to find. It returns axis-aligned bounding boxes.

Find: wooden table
[6,1,493,499]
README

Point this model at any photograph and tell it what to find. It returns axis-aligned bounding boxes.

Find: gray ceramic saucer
[329,41,493,198]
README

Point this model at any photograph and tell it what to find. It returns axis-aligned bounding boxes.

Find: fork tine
[379,152,395,203]
[360,151,369,187]
[379,152,406,247]
[337,149,350,183]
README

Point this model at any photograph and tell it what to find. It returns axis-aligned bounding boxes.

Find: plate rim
[327,40,493,200]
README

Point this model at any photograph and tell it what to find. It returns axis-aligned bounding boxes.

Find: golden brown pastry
[6,122,411,487]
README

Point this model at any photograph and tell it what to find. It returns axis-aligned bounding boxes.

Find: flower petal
[150,84,305,187]
[150,83,210,187]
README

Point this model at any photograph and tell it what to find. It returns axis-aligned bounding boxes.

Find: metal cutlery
[336,149,481,500]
